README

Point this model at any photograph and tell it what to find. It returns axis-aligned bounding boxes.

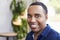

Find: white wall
[0,0,13,40]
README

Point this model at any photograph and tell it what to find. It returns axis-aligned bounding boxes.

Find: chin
[32,30,39,33]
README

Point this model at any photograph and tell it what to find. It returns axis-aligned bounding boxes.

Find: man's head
[27,2,48,33]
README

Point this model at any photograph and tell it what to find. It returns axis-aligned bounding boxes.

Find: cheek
[37,19,43,24]
[37,17,46,24]
[27,18,30,22]
[27,17,31,21]
[27,19,31,25]
[37,19,45,28]
[37,18,46,29]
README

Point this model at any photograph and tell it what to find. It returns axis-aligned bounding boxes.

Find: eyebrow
[35,13,40,15]
[27,13,41,15]
[27,14,30,15]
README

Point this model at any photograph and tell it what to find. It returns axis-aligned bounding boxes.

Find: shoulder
[58,34,60,40]
[49,29,59,35]
[47,28,60,40]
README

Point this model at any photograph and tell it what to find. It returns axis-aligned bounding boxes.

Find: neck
[34,29,42,37]
[33,31,42,40]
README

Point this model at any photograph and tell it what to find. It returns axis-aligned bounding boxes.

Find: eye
[35,14,41,18]
[27,14,32,18]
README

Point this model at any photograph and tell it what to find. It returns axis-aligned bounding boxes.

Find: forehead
[28,5,45,14]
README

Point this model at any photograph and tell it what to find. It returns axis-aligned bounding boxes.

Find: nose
[31,17,36,22]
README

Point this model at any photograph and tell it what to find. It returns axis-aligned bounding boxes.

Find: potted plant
[10,0,27,40]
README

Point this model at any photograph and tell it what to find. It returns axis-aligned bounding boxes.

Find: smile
[31,25,37,28]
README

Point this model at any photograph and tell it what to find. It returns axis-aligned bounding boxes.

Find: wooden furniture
[0,32,17,40]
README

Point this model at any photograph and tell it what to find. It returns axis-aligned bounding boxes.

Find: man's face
[27,5,48,33]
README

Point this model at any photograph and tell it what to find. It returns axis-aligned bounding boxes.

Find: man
[26,2,60,40]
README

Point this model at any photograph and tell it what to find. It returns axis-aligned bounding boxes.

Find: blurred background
[0,0,60,40]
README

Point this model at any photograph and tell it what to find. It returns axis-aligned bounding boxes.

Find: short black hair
[29,2,48,14]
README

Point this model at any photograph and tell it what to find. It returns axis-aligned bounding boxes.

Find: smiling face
[27,5,48,33]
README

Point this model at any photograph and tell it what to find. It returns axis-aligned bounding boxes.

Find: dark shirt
[26,24,60,40]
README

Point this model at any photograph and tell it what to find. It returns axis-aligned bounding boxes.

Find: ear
[46,14,48,21]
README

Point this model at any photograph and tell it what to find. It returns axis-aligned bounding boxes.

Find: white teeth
[31,25,37,27]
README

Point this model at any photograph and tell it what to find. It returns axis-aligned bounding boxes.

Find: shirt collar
[40,24,51,37]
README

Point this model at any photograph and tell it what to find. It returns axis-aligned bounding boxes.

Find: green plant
[10,0,27,40]
[10,0,26,20]
[12,19,27,39]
